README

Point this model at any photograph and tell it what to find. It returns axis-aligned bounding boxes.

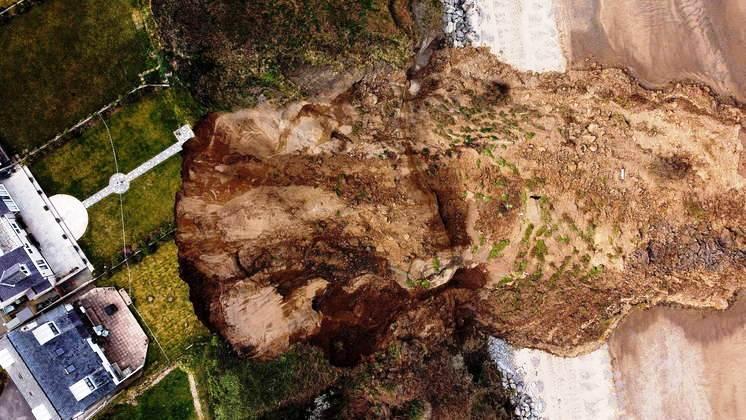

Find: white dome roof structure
[50,194,89,240]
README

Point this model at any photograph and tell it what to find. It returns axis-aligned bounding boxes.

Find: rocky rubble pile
[176,46,746,375]
[488,338,543,419]
[442,0,480,46]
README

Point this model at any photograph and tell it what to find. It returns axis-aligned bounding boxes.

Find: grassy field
[0,0,151,154]
[102,369,196,420]
[102,242,208,359]
[31,88,199,200]
[79,153,181,269]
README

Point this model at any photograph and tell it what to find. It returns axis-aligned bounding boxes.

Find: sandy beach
[609,296,746,420]
[556,0,746,102]
[469,0,746,101]
[490,294,746,419]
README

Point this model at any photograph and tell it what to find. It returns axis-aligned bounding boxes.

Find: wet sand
[556,0,746,102]
[489,294,746,419]
[609,295,746,419]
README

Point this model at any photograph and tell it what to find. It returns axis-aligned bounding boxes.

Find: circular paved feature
[50,194,89,240]
[109,172,130,194]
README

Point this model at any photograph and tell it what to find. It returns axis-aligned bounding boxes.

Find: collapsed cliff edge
[175,39,745,366]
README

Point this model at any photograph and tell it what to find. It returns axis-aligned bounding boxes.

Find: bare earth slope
[558,0,746,103]
[176,47,745,366]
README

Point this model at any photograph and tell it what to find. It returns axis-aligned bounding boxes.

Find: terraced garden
[27,85,200,270]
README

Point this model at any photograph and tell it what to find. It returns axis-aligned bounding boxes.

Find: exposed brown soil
[176,46,745,370]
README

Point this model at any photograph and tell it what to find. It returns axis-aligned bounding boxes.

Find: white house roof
[0,347,15,368]
[31,322,59,345]
[68,377,95,401]
[31,404,53,420]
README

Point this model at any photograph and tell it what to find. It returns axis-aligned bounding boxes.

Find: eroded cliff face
[176,48,746,366]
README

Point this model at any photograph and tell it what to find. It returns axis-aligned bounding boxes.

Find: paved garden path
[0,0,27,16]
[82,127,193,208]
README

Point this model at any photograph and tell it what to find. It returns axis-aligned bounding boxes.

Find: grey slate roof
[7,304,117,419]
[0,247,50,302]
[0,335,59,420]
[0,199,11,216]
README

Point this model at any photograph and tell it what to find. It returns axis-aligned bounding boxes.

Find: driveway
[0,380,33,420]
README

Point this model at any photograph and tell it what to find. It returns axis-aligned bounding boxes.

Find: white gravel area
[488,337,619,419]
[443,0,567,73]
[477,0,567,72]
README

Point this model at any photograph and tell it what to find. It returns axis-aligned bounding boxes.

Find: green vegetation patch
[79,156,181,269]
[488,239,510,260]
[102,242,208,358]
[102,369,195,420]
[189,338,338,420]
[531,239,548,262]
[31,89,199,199]
[154,0,419,108]
[0,0,152,153]
[405,278,432,289]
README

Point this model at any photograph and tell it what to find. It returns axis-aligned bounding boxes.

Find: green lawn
[101,369,196,420]
[31,88,199,200]
[102,241,208,359]
[78,155,181,270]
[0,0,152,154]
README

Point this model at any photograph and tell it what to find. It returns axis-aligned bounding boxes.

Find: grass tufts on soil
[152,0,418,108]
